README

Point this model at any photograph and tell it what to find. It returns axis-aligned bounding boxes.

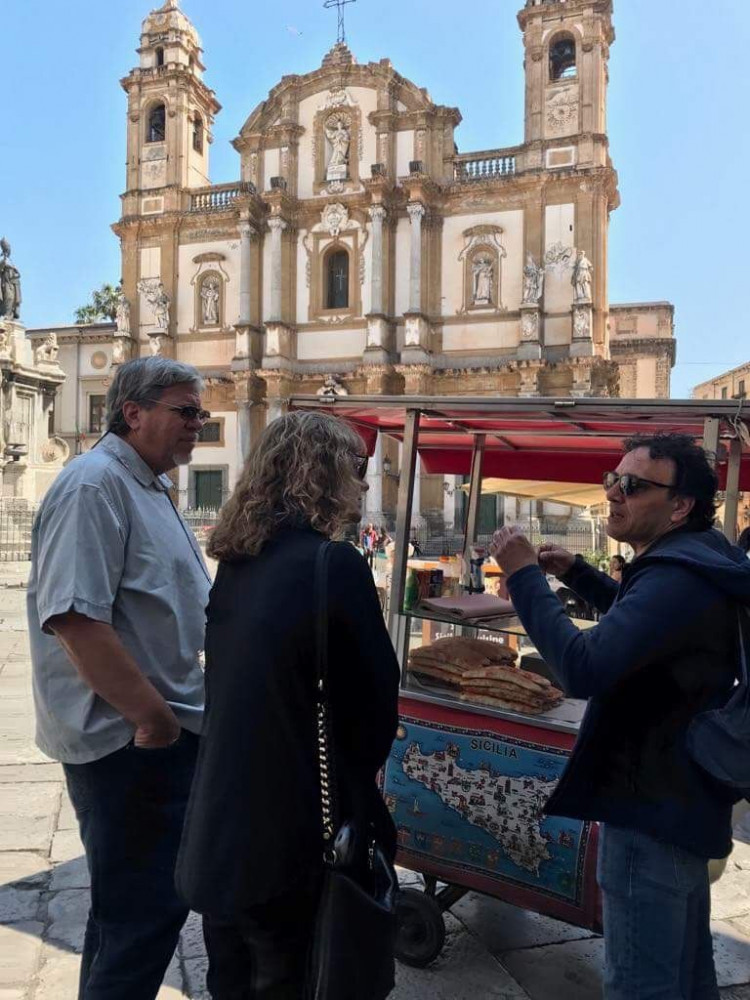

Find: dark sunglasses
[350,454,369,480]
[603,471,674,497]
[146,400,212,423]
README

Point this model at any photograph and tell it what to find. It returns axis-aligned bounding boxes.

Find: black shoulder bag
[307,542,397,1000]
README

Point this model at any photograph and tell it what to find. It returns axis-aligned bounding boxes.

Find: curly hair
[623,433,718,532]
[208,411,367,562]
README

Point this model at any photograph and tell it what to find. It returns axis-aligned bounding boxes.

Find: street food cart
[292,395,750,965]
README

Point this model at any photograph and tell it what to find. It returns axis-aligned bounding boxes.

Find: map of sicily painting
[383,716,589,903]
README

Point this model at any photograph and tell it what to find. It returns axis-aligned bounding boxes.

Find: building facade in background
[693,362,750,402]
[29,0,675,525]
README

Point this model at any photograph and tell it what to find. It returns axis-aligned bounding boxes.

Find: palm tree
[75,282,121,324]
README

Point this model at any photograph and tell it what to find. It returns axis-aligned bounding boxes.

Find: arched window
[147,103,166,143]
[550,36,577,81]
[155,47,165,68]
[326,249,349,309]
[192,113,204,154]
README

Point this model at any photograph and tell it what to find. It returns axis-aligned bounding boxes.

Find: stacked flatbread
[409,636,564,716]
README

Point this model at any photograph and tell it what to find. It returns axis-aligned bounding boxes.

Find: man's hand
[538,544,576,578]
[134,712,181,749]
[490,527,539,577]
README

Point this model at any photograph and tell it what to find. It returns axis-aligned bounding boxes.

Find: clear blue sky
[1,0,747,398]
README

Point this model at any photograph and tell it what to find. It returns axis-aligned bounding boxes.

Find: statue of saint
[571,250,593,302]
[522,253,544,305]
[325,117,350,174]
[149,333,167,356]
[0,239,22,320]
[153,284,170,331]
[115,292,131,336]
[201,276,220,326]
[472,256,494,306]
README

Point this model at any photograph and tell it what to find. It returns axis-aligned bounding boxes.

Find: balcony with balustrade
[188,181,256,212]
[452,147,522,184]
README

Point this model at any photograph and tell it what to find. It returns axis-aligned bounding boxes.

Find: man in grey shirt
[27,357,212,1000]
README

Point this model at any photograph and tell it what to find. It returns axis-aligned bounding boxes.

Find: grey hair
[106,357,204,436]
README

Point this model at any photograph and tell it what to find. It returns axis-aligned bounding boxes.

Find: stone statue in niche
[571,250,593,302]
[35,333,59,366]
[115,292,131,335]
[472,255,494,306]
[200,275,220,326]
[325,116,350,180]
[0,238,22,320]
[522,253,545,305]
[317,374,349,397]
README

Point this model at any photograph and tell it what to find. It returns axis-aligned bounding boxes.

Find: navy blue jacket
[507,528,750,859]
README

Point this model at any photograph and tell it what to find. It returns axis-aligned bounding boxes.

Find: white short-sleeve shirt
[27,433,212,764]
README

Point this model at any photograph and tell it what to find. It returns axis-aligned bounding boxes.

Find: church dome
[141,0,201,51]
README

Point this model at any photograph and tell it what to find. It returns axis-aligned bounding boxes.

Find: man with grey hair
[27,357,212,1000]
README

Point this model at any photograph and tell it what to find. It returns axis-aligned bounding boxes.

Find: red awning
[290,396,750,490]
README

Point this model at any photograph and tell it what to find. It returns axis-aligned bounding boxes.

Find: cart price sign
[384,718,590,905]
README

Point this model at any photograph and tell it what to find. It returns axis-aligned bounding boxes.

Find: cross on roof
[323,0,356,45]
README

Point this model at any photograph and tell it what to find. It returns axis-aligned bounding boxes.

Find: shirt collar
[99,433,174,491]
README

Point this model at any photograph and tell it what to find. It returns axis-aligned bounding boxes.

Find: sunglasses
[146,400,212,423]
[603,471,675,497]
[350,454,369,480]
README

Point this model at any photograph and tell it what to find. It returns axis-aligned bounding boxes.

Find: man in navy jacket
[491,434,750,1000]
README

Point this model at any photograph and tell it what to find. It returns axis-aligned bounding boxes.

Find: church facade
[31,0,675,521]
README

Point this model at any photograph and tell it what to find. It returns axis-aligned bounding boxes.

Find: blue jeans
[597,824,719,1000]
[63,730,199,1000]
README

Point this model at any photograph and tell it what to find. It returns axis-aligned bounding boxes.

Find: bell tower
[121,0,221,216]
[518,0,614,171]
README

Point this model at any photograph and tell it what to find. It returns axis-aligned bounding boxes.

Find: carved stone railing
[453,150,518,183]
[189,182,256,212]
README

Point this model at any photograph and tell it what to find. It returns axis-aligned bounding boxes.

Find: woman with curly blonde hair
[176,411,400,999]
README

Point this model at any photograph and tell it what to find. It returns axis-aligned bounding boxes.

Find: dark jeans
[63,730,199,1000]
[597,824,720,1000]
[203,874,322,1000]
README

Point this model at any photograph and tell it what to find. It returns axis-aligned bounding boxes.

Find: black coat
[175,527,400,916]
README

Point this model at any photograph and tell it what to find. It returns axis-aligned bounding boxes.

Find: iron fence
[0,499,38,562]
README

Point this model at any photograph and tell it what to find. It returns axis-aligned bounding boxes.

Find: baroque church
[30,0,675,522]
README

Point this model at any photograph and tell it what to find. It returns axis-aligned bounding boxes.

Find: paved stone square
[1,564,749,998]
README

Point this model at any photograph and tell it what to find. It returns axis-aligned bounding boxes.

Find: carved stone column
[369,205,386,315]
[570,359,594,398]
[365,205,391,361]
[234,219,258,364]
[403,203,431,358]
[263,218,294,369]
[268,217,287,322]
[407,202,425,314]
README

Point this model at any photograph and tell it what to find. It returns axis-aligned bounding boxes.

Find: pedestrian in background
[27,357,212,1000]
[608,553,627,584]
[176,411,400,998]
[492,433,750,1000]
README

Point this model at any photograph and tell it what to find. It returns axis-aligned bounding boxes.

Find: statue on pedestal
[571,250,593,303]
[0,238,22,321]
[325,116,350,180]
[115,291,131,336]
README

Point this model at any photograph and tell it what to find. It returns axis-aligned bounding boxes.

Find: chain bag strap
[314,541,337,859]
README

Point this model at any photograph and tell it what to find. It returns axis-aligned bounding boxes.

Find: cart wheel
[394,888,446,968]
